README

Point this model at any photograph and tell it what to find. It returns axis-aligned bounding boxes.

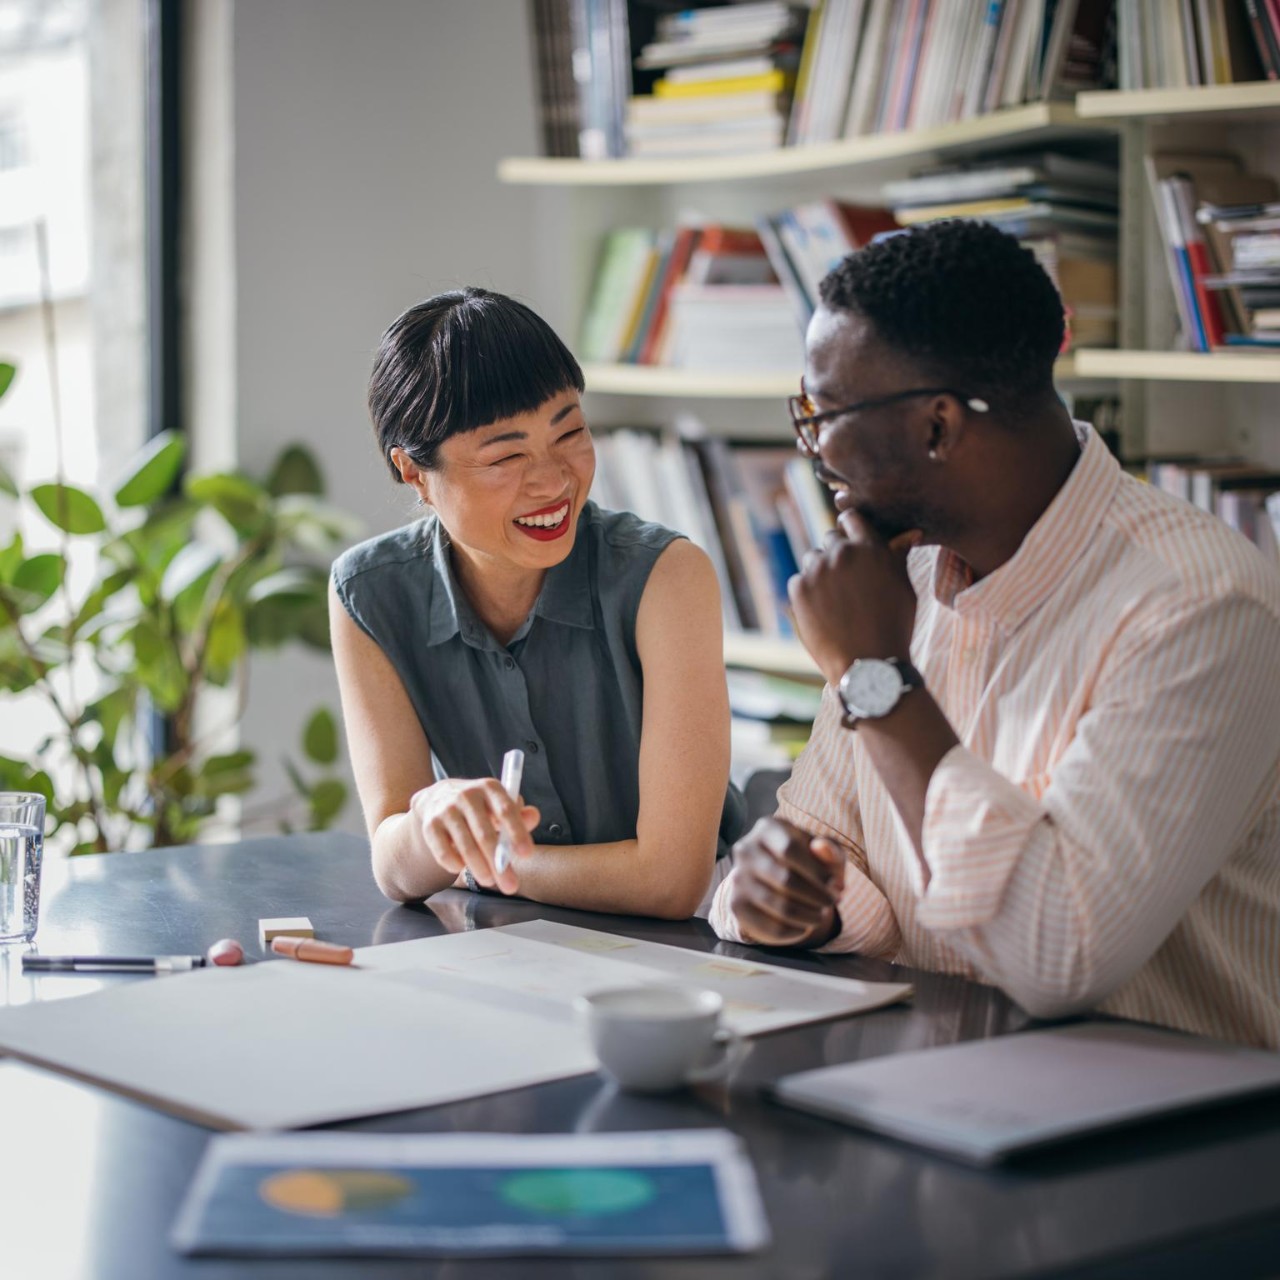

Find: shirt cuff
[708,868,749,944]
[916,744,1047,931]
[814,865,901,958]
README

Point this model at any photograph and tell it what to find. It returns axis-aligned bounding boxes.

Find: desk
[3,832,1280,1280]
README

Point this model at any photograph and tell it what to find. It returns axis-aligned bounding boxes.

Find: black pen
[22,954,209,974]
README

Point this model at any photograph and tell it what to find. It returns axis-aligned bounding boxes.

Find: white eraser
[258,916,315,949]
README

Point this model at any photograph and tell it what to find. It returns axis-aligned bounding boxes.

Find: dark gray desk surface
[3,833,1279,1280]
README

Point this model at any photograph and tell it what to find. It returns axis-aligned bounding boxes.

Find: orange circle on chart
[260,1169,414,1217]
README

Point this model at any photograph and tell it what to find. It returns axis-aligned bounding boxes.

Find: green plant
[0,359,361,852]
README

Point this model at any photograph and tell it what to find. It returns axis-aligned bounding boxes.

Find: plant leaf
[12,553,65,608]
[309,777,347,828]
[0,362,14,400]
[302,706,338,764]
[114,431,187,507]
[159,542,223,603]
[184,472,269,535]
[0,458,17,499]
[31,484,107,535]
[0,533,22,583]
[267,445,324,496]
[128,618,187,712]
[204,599,245,683]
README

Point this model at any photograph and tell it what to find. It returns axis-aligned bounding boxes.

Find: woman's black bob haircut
[369,287,585,480]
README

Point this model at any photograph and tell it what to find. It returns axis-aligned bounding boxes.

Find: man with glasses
[711,219,1280,1049]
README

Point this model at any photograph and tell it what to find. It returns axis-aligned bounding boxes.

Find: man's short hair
[369,287,584,481]
[818,220,1066,409]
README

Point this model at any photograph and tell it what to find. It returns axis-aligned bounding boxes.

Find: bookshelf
[1073,351,1280,383]
[1076,82,1280,122]
[723,632,817,679]
[501,102,1107,187]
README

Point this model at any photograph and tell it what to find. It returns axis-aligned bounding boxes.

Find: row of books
[883,147,1120,348]
[589,426,836,637]
[1145,457,1280,559]
[627,2,805,158]
[1146,150,1280,350]
[579,205,896,370]
[1115,0,1270,89]
[789,0,1114,145]
[528,0,1121,161]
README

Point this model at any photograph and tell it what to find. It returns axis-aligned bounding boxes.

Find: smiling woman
[329,289,744,919]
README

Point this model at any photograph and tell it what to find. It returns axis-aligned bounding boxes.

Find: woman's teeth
[515,504,568,528]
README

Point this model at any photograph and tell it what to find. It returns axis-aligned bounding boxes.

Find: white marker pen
[494,748,525,875]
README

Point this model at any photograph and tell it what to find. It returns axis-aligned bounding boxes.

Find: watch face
[841,660,903,719]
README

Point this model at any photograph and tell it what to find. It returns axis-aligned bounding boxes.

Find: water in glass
[0,817,43,943]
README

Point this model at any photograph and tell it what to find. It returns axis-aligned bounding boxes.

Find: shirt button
[548,823,563,838]
[504,657,515,670]
[526,740,540,754]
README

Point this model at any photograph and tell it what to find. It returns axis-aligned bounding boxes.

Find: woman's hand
[407,778,539,896]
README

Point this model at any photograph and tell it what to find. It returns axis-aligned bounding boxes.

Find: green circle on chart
[499,1169,657,1217]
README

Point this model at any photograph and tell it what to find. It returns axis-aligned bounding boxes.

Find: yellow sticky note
[694,960,767,980]
[564,935,636,953]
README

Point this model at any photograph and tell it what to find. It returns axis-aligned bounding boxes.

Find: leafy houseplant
[0,360,361,853]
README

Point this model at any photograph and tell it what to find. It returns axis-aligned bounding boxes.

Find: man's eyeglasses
[787,382,991,458]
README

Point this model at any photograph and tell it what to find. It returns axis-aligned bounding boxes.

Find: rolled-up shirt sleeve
[914,593,1280,1018]
[710,687,902,959]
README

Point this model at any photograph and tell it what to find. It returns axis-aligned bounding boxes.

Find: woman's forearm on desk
[509,838,710,919]
[372,812,459,902]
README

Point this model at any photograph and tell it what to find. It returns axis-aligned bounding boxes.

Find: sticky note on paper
[564,935,637,953]
[694,961,768,980]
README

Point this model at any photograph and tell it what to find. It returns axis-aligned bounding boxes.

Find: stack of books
[1198,200,1280,347]
[627,2,807,157]
[756,200,899,326]
[1146,150,1278,351]
[580,222,804,370]
[1146,457,1280,560]
[590,427,836,638]
[883,151,1120,348]
[792,0,1115,142]
[1116,0,1270,88]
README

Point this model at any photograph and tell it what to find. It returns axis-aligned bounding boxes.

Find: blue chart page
[172,1130,769,1257]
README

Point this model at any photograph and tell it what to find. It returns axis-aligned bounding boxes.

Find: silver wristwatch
[836,658,924,730]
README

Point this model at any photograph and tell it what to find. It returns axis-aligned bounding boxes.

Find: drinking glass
[0,793,46,943]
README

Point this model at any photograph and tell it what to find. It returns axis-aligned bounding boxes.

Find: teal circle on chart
[499,1168,657,1217]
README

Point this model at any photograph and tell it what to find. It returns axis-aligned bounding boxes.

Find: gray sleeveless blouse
[332,501,745,856]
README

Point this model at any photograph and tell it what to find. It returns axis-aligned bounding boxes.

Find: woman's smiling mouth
[514,500,571,540]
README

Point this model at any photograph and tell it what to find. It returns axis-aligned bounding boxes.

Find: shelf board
[1076,82,1280,121]
[724,633,820,678]
[583,357,1083,398]
[583,363,797,397]
[500,103,1102,187]
[1072,349,1280,382]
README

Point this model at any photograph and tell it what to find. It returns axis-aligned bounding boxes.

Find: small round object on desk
[206,937,245,967]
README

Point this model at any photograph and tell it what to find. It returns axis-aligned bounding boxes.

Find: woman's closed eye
[558,427,586,444]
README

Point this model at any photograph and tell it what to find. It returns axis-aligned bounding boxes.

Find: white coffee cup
[575,984,744,1093]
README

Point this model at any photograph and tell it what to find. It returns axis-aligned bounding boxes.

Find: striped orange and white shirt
[712,423,1280,1048]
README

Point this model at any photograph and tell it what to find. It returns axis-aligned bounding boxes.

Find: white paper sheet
[0,961,597,1130]
[355,920,913,1036]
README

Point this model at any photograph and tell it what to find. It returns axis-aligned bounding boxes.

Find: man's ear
[924,395,967,461]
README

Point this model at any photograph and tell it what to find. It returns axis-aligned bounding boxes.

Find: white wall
[190,0,539,830]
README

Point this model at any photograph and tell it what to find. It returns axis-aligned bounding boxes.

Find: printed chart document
[355,920,913,1036]
[774,1022,1280,1166]
[172,1129,769,1257]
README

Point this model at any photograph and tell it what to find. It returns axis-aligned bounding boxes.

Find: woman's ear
[389,447,431,506]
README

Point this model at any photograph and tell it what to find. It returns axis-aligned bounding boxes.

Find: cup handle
[685,1026,747,1085]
